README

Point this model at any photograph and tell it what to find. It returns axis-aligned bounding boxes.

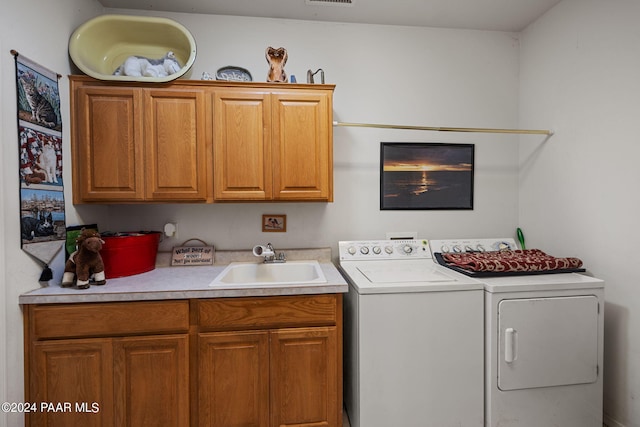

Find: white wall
[98,9,523,254]
[0,1,104,426]
[2,4,525,427]
[519,1,640,426]
[0,35,5,426]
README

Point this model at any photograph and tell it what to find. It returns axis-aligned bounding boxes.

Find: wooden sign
[171,239,214,266]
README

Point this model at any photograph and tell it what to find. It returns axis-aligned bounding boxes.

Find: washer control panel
[339,239,432,260]
[429,238,518,255]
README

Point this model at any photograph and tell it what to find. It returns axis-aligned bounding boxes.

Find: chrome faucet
[253,243,286,263]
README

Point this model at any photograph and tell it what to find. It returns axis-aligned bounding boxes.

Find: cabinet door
[270,327,339,427]
[271,91,333,201]
[145,88,208,201]
[198,331,269,427]
[30,339,114,427]
[113,335,189,427]
[212,90,272,200]
[75,86,144,202]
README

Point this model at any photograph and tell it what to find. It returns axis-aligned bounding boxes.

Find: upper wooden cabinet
[69,76,335,203]
[212,89,271,200]
[144,88,208,201]
[213,87,334,201]
[70,77,208,203]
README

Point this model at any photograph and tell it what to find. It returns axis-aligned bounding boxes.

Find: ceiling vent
[305,0,355,6]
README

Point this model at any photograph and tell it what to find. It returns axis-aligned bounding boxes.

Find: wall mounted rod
[334,121,553,136]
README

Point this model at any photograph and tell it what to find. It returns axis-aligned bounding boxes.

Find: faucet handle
[253,244,275,258]
[253,243,285,263]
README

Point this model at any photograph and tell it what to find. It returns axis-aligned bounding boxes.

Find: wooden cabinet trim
[197,295,338,331]
[69,75,336,91]
[29,300,190,339]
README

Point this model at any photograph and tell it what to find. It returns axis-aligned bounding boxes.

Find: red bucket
[100,232,161,279]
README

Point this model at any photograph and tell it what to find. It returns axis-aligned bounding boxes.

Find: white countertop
[19,248,348,305]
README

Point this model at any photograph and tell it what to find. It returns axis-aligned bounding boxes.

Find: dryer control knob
[373,246,382,255]
[348,246,357,255]
[385,245,394,254]
[440,245,450,253]
[403,245,413,254]
[476,244,486,252]
[452,245,462,253]
[360,246,370,255]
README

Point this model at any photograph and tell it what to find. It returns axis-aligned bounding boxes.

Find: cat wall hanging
[12,50,66,282]
[266,47,288,82]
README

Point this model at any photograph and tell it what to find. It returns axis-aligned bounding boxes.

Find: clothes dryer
[431,238,605,427]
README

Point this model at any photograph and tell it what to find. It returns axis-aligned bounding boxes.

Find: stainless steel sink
[209,260,327,287]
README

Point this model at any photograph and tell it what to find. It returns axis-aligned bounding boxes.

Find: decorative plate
[215,66,252,82]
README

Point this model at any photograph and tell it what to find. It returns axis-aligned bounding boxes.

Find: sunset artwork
[380,143,474,210]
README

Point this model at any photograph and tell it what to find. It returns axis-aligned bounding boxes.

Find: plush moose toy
[62,228,106,289]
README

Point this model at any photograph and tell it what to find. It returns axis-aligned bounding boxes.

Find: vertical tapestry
[14,52,65,280]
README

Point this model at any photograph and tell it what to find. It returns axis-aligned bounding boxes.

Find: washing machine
[430,238,605,427]
[338,239,484,427]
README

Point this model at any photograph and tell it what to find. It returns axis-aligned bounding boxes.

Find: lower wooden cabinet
[25,301,191,427]
[29,335,189,427]
[114,335,190,426]
[270,327,338,427]
[23,295,342,427]
[30,338,113,427]
[198,331,270,427]
[198,327,338,427]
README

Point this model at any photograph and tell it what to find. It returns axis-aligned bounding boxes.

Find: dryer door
[498,296,599,391]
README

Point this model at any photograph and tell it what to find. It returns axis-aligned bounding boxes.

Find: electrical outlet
[164,222,177,238]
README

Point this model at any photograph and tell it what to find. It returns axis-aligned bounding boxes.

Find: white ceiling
[98,0,562,32]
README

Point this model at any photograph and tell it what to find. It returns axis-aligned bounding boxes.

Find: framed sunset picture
[380,142,474,210]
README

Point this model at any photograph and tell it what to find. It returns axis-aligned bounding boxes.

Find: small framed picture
[262,214,286,232]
